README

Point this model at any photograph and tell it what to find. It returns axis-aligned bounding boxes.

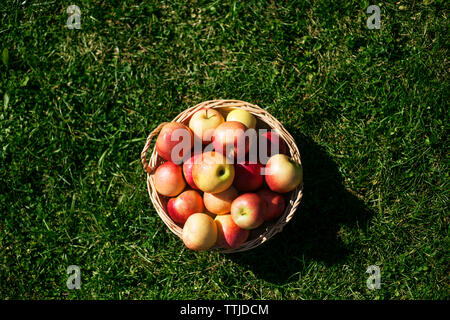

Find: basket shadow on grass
[227,132,374,284]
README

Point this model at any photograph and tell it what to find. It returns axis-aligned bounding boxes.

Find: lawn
[0,0,448,299]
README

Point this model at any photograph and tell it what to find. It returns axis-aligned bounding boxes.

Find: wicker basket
[141,100,304,253]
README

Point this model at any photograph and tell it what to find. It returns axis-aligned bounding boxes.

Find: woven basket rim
[141,99,303,253]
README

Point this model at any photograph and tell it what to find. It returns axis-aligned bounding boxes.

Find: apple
[257,189,286,221]
[154,161,186,197]
[226,109,256,129]
[156,122,194,163]
[189,108,224,144]
[265,154,303,193]
[203,186,238,215]
[212,121,250,160]
[182,213,218,251]
[182,153,203,190]
[215,214,249,249]
[192,151,235,194]
[233,162,264,192]
[258,131,288,162]
[230,193,265,230]
[167,190,204,225]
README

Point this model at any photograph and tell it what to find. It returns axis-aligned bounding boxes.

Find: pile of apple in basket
[151,108,303,251]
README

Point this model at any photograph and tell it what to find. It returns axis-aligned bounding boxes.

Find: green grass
[1,0,448,299]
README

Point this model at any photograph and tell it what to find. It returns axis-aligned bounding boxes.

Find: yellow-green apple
[258,130,288,164]
[257,189,286,221]
[215,214,250,249]
[265,154,303,193]
[182,153,202,190]
[154,161,185,197]
[189,108,224,144]
[226,109,256,129]
[192,151,235,194]
[233,162,264,192]
[203,186,238,215]
[230,193,265,230]
[167,190,204,224]
[155,122,193,163]
[182,213,218,251]
[212,121,250,160]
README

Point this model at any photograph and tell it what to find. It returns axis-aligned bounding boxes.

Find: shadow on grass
[227,131,374,284]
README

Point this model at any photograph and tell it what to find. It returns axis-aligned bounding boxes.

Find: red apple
[212,121,250,160]
[265,154,303,193]
[257,189,286,221]
[154,161,186,197]
[182,153,203,190]
[233,162,264,192]
[230,193,265,230]
[155,122,194,163]
[215,214,249,249]
[258,131,288,164]
[167,190,204,225]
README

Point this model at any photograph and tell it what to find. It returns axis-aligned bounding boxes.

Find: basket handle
[141,122,168,174]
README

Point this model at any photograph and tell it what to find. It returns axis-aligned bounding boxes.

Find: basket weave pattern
[141,100,304,253]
